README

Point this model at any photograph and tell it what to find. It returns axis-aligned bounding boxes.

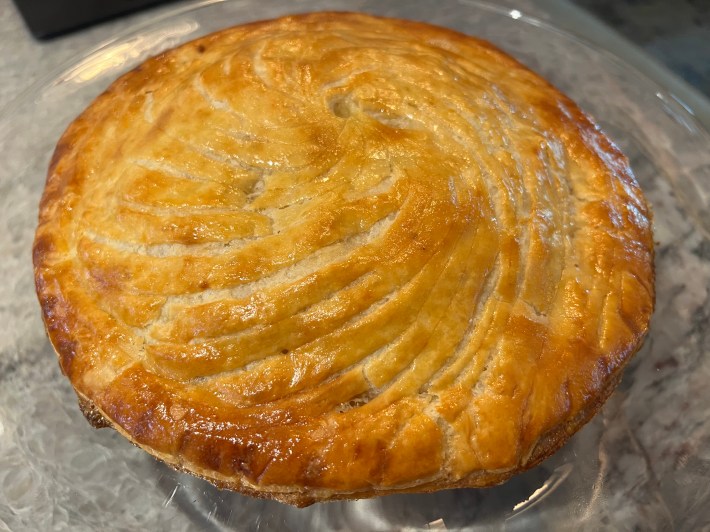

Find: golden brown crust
[33,12,654,506]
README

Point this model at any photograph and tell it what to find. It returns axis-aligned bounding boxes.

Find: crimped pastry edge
[72,355,631,507]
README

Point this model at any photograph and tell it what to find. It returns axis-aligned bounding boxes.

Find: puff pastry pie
[33,12,654,506]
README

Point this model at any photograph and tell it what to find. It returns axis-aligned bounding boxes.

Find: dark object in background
[12,0,179,39]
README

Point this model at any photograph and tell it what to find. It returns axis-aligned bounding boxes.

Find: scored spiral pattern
[33,13,654,504]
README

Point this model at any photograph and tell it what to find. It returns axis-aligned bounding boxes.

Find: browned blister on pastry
[33,12,654,506]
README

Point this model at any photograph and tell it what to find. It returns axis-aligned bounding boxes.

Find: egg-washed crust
[33,12,654,507]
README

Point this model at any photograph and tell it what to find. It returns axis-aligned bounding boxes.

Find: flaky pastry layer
[33,12,654,506]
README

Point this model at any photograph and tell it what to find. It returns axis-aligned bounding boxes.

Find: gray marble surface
[0,0,194,111]
[0,0,709,530]
[574,0,710,97]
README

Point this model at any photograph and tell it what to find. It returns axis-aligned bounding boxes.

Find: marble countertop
[574,0,710,97]
[0,1,708,530]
